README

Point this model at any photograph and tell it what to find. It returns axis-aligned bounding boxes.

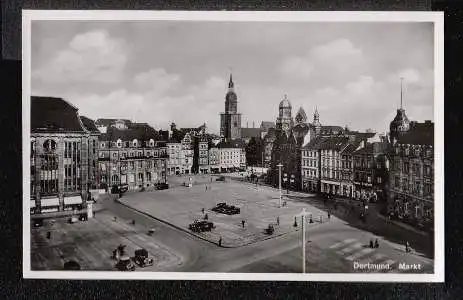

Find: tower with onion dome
[276,94,294,135]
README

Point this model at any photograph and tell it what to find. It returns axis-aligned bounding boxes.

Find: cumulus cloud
[32,30,127,84]
[134,68,181,94]
[280,38,364,84]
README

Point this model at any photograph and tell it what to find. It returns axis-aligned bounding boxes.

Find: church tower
[313,107,321,136]
[220,74,242,141]
[276,94,294,136]
[389,78,410,144]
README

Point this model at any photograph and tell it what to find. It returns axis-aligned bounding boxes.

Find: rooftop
[31,96,86,134]
[99,124,159,142]
[80,116,100,134]
[397,121,434,146]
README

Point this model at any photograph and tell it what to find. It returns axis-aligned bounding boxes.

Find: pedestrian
[218,237,222,247]
[204,213,208,220]
[201,208,205,214]
[242,220,245,228]
[374,239,379,248]
[277,216,280,226]
[132,220,136,225]
[369,239,374,248]
[328,211,331,219]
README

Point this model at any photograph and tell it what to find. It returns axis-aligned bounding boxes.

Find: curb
[115,198,300,248]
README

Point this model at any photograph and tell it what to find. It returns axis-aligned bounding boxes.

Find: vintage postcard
[23,10,444,282]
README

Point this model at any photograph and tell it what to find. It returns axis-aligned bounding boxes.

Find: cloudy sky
[31,20,434,134]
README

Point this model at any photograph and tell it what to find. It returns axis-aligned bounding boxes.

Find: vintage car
[115,255,136,271]
[189,220,214,232]
[32,218,43,228]
[133,248,154,267]
[156,182,169,190]
[111,184,129,194]
[78,214,88,221]
[63,260,81,270]
[68,216,78,224]
[211,202,240,215]
[215,176,226,182]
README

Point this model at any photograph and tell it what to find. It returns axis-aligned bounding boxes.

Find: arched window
[149,139,154,147]
[100,142,105,149]
[112,174,119,183]
[43,139,57,152]
[132,139,138,147]
[117,139,122,148]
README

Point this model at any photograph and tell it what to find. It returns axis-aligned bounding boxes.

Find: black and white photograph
[22,11,444,281]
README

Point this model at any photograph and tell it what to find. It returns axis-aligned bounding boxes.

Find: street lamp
[277,163,283,208]
[283,172,288,194]
[297,208,311,273]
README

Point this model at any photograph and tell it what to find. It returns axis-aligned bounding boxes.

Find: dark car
[63,260,81,270]
[156,183,169,190]
[115,256,136,271]
[33,218,43,228]
[111,184,129,194]
[133,248,154,267]
[79,214,88,221]
[189,220,214,232]
[215,176,225,182]
[211,202,240,215]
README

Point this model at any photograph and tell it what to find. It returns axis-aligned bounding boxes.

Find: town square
[24,11,442,279]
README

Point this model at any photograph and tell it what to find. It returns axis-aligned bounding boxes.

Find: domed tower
[276,94,294,135]
[389,78,410,144]
[220,73,241,141]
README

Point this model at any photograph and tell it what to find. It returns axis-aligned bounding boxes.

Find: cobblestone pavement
[30,211,182,271]
[120,178,340,247]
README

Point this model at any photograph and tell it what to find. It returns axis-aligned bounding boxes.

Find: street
[31,175,434,273]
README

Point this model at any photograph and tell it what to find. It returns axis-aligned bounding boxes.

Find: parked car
[133,248,154,267]
[265,224,275,235]
[79,214,88,221]
[68,216,78,224]
[63,260,81,270]
[189,220,214,232]
[211,202,240,215]
[156,182,169,190]
[115,255,136,271]
[215,176,225,182]
[33,219,43,228]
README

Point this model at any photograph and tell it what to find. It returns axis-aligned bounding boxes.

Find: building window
[129,161,135,169]
[112,175,119,183]
[138,173,143,181]
[113,152,118,158]
[100,142,105,148]
[133,139,138,147]
[130,152,134,157]
[367,175,371,183]
[404,162,409,174]
[138,151,142,157]
[138,161,143,168]
[395,176,400,188]
[117,139,122,148]
[377,177,382,184]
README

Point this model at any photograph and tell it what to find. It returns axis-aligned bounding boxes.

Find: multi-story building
[352,141,389,202]
[301,136,322,193]
[30,96,99,214]
[80,116,101,189]
[319,136,351,195]
[98,124,168,191]
[209,140,246,173]
[388,120,434,224]
[181,132,194,174]
[166,141,183,175]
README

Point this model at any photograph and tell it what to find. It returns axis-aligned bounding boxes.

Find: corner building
[30,96,99,214]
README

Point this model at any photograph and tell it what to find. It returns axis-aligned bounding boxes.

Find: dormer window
[100,142,105,149]
[117,139,122,148]
[132,139,138,147]
[43,139,56,152]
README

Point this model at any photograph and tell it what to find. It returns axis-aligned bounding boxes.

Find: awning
[64,196,83,205]
[30,200,36,208]
[41,197,59,207]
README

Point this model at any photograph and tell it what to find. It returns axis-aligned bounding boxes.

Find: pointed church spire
[229,73,234,89]
[400,77,404,109]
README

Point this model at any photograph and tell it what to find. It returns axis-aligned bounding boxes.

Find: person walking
[276,216,280,226]
[201,208,205,214]
[218,236,222,247]
[328,211,331,220]
[241,220,245,228]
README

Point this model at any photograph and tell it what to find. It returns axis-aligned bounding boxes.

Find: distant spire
[400,77,404,109]
[228,73,234,89]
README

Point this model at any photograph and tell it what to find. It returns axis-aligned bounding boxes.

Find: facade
[209,140,247,173]
[319,136,351,195]
[30,96,98,214]
[301,137,322,193]
[98,124,168,191]
[220,74,242,141]
[352,142,389,202]
[80,116,101,189]
[388,120,434,225]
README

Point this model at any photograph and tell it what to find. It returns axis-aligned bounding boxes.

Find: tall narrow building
[220,74,242,141]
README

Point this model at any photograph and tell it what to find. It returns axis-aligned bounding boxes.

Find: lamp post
[277,163,283,208]
[283,173,288,194]
[297,208,311,273]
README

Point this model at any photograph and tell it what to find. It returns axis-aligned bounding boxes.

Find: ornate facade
[98,122,168,191]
